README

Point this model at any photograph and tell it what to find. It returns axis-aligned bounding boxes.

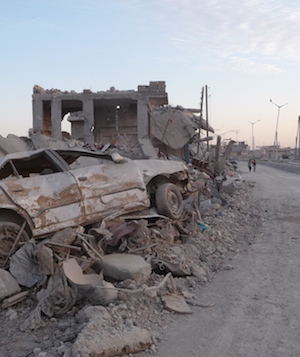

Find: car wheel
[0,222,29,268]
[155,183,183,220]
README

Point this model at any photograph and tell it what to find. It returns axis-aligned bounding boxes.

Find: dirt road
[156,163,300,357]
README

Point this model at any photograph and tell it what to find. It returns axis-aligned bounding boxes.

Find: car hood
[133,159,188,184]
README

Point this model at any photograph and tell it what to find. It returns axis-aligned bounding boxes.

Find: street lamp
[231,130,240,142]
[248,120,260,152]
[219,129,239,142]
[270,99,288,160]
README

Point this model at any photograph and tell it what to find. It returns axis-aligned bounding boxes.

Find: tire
[155,183,183,220]
[0,222,29,268]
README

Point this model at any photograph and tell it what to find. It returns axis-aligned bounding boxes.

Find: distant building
[228,141,249,158]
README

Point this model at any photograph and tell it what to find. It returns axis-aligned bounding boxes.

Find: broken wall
[32,82,168,149]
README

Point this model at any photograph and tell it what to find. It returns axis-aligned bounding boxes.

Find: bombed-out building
[32,82,168,149]
[32,82,215,160]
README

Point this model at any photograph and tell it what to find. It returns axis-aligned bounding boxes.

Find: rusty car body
[0,148,189,265]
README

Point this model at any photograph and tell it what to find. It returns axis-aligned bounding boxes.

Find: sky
[1,0,300,149]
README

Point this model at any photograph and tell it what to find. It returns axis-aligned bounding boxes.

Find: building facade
[32,82,168,147]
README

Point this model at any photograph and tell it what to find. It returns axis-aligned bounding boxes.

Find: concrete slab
[162,294,193,314]
[99,253,151,284]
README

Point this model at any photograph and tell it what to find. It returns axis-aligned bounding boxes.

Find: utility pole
[205,85,209,152]
[297,116,300,159]
[197,87,204,154]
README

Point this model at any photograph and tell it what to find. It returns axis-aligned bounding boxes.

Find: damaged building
[32,82,215,160]
[32,82,168,154]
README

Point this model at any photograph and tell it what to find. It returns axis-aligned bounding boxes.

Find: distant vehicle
[228,158,238,165]
[0,148,189,266]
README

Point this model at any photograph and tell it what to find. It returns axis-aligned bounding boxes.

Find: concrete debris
[63,258,118,306]
[0,134,30,157]
[30,132,71,150]
[2,290,29,308]
[0,141,260,357]
[69,306,152,357]
[190,264,208,278]
[162,294,193,314]
[0,79,265,356]
[138,138,159,159]
[99,253,152,284]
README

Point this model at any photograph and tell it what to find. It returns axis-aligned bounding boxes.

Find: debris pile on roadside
[0,160,261,357]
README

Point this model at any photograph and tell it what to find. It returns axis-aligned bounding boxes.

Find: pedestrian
[248,159,252,172]
[252,158,256,172]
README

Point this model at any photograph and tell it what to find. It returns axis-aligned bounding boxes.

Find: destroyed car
[0,148,190,266]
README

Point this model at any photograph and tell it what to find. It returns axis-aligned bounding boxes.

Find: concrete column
[51,98,62,140]
[32,96,44,133]
[83,99,94,146]
[137,98,149,139]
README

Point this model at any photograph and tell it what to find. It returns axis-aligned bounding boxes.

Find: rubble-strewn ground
[0,169,261,357]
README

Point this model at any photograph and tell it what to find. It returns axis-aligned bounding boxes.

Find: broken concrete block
[63,258,118,306]
[30,132,70,150]
[0,134,30,157]
[72,306,152,357]
[190,264,207,278]
[162,294,193,314]
[2,290,29,308]
[100,253,151,284]
[0,269,21,301]
[138,138,158,159]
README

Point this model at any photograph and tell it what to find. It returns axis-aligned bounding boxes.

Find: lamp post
[248,120,260,153]
[219,129,239,142]
[231,130,240,142]
[270,99,288,160]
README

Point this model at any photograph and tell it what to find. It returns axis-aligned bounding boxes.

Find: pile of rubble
[0,161,261,357]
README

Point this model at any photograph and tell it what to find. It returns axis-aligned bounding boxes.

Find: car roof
[0,148,115,166]
[54,149,114,165]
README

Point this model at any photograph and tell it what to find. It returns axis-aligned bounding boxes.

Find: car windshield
[0,151,62,180]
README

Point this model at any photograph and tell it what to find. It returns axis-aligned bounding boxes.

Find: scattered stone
[5,308,17,320]
[181,290,196,300]
[162,294,193,314]
[71,306,152,356]
[99,253,152,284]
[190,264,207,278]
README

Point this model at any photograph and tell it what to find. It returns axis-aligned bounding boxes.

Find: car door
[0,150,85,235]
[70,157,150,222]
[1,171,85,234]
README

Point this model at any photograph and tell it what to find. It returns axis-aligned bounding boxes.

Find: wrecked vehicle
[0,148,190,266]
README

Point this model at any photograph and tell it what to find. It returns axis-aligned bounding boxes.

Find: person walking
[252,158,256,172]
[248,159,252,172]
